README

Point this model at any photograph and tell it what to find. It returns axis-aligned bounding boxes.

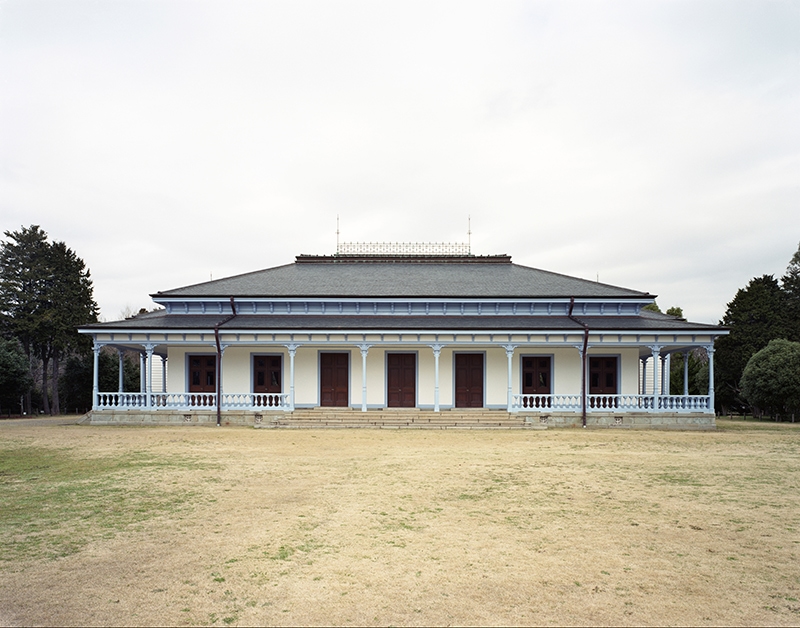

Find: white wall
[165,342,647,406]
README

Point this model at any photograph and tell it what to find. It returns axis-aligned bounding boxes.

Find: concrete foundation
[85,409,716,429]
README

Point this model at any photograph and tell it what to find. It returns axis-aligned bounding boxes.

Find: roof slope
[154,259,652,300]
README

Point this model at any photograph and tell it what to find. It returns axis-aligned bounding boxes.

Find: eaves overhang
[79,316,727,336]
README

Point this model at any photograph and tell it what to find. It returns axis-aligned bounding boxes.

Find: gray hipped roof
[154,256,652,300]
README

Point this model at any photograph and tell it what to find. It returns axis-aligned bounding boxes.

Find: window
[254,356,282,393]
[189,355,216,392]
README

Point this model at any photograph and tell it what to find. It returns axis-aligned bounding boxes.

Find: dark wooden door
[589,357,618,394]
[189,355,216,392]
[455,353,484,408]
[320,353,349,407]
[387,353,416,407]
[254,356,282,393]
[522,356,551,394]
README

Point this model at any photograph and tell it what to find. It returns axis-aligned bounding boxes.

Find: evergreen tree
[0,226,98,415]
[740,339,800,420]
[0,338,32,415]
[37,240,98,414]
[782,241,800,343]
[665,306,684,319]
[0,226,50,414]
[714,275,790,413]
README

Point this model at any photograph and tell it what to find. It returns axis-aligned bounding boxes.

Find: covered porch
[87,330,717,425]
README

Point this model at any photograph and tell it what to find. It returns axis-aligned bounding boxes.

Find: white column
[706,345,715,412]
[640,357,648,395]
[683,352,689,396]
[662,353,670,396]
[161,356,168,392]
[358,344,371,412]
[430,344,443,412]
[576,344,586,416]
[118,350,124,393]
[139,353,146,393]
[650,346,662,410]
[286,344,297,411]
[145,344,154,409]
[504,345,516,412]
[92,342,101,410]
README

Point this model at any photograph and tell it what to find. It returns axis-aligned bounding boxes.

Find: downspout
[568,297,590,428]
[214,297,237,426]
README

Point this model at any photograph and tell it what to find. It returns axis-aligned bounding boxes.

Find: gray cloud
[1,0,798,323]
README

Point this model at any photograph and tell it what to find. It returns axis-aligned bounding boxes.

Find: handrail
[511,394,712,414]
[95,392,290,411]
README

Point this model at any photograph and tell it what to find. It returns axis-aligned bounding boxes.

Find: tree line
[2,224,797,419]
[715,242,800,419]
[0,225,140,416]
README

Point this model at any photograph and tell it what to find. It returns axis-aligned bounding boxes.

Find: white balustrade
[97,391,289,411]
[97,392,148,409]
[511,394,581,411]
[588,394,655,410]
[149,392,216,409]
[512,394,711,413]
[98,391,710,414]
[658,395,711,411]
[222,393,290,410]
[587,394,710,412]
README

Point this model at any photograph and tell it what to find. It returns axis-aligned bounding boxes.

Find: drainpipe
[568,297,590,428]
[214,297,238,426]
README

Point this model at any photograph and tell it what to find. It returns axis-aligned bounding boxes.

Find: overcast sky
[1,0,798,324]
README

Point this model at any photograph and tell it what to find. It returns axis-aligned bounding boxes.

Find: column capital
[356,343,372,356]
[501,344,517,357]
[705,344,715,356]
[429,343,445,356]
[284,343,300,356]
[648,344,663,355]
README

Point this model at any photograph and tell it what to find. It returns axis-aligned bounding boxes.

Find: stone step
[258,409,532,429]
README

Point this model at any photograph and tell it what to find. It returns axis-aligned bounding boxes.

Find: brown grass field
[1,418,799,626]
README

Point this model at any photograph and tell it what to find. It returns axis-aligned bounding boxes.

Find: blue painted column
[504,345,516,412]
[649,345,662,411]
[683,352,689,396]
[430,344,443,412]
[286,344,298,411]
[92,342,101,410]
[706,345,715,412]
[118,350,124,393]
[161,356,168,392]
[358,344,371,412]
[641,357,648,395]
[145,344,155,409]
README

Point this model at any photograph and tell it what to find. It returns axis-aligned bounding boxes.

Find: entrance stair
[261,408,534,429]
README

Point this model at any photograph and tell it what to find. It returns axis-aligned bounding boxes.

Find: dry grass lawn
[1,419,799,626]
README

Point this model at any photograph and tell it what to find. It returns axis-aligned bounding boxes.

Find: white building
[79,245,727,428]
